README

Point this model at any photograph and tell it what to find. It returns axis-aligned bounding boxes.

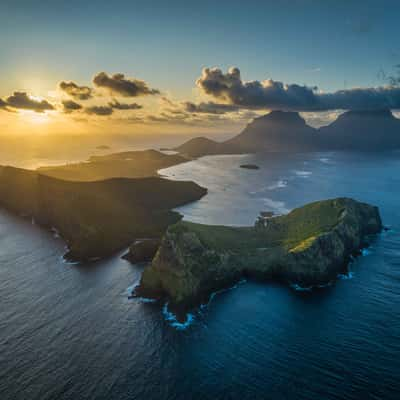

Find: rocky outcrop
[240,164,260,170]
[122,239,161,264]
[135,198,382,312]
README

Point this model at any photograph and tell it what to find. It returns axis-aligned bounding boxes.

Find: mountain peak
[255,110,305,125]
[339,109,394,120]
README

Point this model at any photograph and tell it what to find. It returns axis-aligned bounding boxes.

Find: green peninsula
[136,198,382,311]
[0,165,206,261]
[37,149,188,181]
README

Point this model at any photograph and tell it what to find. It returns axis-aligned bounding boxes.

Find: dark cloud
[108,100,142,110]
[318,87,400,111]
[6,92,54,112]
[59,81,93,100]
[0,98,9,110]
[184,101,239,114]
[62,100,83,113]
[85,105,113,116]
[93,72,160,97]
[197,67,400,111]
[196,67,318,110]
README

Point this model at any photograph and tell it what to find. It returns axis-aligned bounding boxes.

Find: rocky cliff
[0,165,207,261]
[136,198,382,311]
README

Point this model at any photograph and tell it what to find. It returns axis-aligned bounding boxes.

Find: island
[135,198,382,314]
[240,164,260,170]
[37,149,189,181]
[0,164,206,261]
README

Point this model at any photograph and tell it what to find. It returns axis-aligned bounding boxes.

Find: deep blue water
[1,152,400,399]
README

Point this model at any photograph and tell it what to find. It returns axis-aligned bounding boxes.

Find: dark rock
[240,164,260,170]
[122,239,161,264]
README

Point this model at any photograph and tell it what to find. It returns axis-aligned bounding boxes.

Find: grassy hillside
[37,149,188,181]
[171,198,346,253]
[0,166,207,260]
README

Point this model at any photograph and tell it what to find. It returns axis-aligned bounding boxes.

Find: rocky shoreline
[135,198,382,316]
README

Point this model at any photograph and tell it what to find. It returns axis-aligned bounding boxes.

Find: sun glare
[19,110,51,124]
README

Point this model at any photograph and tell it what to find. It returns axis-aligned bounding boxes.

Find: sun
[19,109,51,124]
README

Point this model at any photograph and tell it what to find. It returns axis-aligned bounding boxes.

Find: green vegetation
[37,149,188,181]
[137,198,382,311]
[171,198,345,253]
[0,165,206,260]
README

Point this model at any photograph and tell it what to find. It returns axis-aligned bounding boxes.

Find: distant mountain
[225,110,319,152]
[319,109,400,151]
[174,137,229,158]
[174,109,400,157]
[38,149,188,181]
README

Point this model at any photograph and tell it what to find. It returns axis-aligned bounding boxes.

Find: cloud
[0,98,9,111]
[318,87,400,110]
[108,100,142,110]
[85,105,113,116]
[183,101,240,114]
[62,100,83,113]
[93,72,160,97]
[59,81,93,100]
[196,67,400,111]
[5,92,54,112]
[196,67,318,110]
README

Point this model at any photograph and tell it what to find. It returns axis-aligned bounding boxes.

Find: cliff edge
[136,198,382,311]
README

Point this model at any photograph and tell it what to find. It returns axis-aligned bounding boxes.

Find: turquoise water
[1,151,399,399]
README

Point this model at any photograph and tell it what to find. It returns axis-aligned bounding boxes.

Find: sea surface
[1,151,400,399]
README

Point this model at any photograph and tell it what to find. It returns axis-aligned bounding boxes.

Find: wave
[319,157,331,164]
[294,170,312,178]
[337,271,354,280]
[162,303,195,330]
[290,283,313,292]
[267,179,288,190]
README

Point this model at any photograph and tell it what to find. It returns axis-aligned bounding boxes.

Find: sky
[1,0,400,137]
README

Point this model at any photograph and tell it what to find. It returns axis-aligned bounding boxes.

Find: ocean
[0,151,399,399]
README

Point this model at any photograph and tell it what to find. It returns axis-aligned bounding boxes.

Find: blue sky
[1,0,399,96]
[1,0,400,136]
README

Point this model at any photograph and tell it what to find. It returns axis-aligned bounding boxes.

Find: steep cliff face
[136,198,382,310]
[0,166,207,261]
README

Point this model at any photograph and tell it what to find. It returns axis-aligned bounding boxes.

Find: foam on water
[162,303,195,330]
[267,179,288,190]
[337,271,354,280]
[294,170,312,178]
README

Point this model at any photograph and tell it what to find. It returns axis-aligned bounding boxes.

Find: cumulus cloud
[196,67,400,111]
[318,87,400,110]
[93,72,160,97]
[108,99,142,110]
[183,101,240,114]
[196,67,318,110]
[62,100,83,113]
[85,105,113,116]
[59,81,93,100]
[0,98,9,110]
[6,92,54,112]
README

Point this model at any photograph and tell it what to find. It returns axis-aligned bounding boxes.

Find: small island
[240,164,260,170]
[135,198,382,314]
